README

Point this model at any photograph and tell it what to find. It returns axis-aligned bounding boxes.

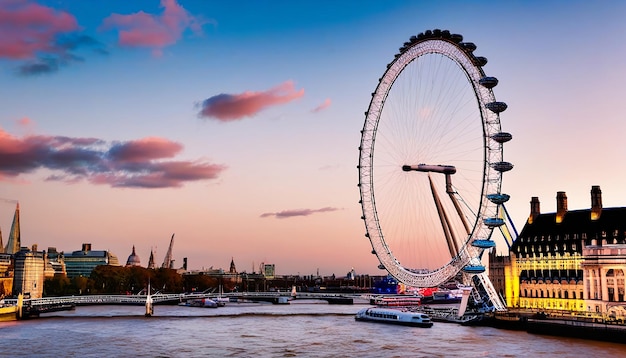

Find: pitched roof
[511,207,626,256]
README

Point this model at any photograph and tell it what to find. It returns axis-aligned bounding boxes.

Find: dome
[126,245,141,267]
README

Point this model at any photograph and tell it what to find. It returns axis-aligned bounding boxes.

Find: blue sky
[1,0,625,276]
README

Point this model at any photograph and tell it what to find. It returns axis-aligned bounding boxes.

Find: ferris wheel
[358,29,513,294]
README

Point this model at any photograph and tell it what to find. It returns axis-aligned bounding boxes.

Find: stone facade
[490,186,626,319]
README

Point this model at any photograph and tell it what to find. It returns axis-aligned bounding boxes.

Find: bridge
[5,291,363,318]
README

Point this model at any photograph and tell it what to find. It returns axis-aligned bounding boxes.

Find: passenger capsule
[433,29,442,37]
[479,77,499,89]
[474,56,488,67]
[424,30,433,37]
[417,33,426,40]
[410,35,418,42]
[462,265,486,274]
[472,240,496,249]
[486,101,508,113]
[487,193,510,204]
[441,30,451,38]
[450,33,463,43]
[491,161,514,172]
[490,132,513,143]
[484,217,505,228]
[378,264,386,270]
[371,250,376,255]
[460,42,476,52]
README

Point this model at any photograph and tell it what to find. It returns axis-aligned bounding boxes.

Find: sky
[1,0,625,276]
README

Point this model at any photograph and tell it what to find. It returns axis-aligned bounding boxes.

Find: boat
[355,307,433,328]
[0,304,18,322]
[0,294,22,321]
[184,298,219,308]
[371,295,422,307]
[411,306,484,326]
[421,290,462,304]
[212,297,228,307]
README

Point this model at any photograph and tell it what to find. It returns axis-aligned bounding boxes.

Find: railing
[4,291,360,307]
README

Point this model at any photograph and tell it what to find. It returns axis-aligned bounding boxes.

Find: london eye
[358,29,513,303]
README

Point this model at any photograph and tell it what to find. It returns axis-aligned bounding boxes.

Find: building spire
[5,202,20,254]
[161,233,175,269]
[147,248,156,269]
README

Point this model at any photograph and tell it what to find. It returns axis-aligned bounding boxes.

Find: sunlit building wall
[12,245,45,299]
[44,247,66,278]
[498,186,626,317]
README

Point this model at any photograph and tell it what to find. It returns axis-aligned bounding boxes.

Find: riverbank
[484,310,626,344]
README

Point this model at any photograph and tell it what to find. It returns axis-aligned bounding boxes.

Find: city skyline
[1,1,625,276]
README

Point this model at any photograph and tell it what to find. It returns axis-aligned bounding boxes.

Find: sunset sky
[1,0,625,276]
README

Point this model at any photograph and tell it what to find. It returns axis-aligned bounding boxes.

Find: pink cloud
[0,0,79,59]
[0,128,226,188]
[101,0,208,56]
[260,207,341,219]
[199,81,305,121]
[311,98,331,113]
[108,137,182,162]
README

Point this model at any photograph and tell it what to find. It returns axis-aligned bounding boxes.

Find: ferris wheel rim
[358,31,507,287]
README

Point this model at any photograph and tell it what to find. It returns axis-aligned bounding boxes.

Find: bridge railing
[3,291,358,307]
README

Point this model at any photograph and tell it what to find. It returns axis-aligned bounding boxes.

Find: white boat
[184,298,219,308]
[355,307,433,328]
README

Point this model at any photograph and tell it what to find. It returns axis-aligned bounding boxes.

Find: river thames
[1,302,624,357]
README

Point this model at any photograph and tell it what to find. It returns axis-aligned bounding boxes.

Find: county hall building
[490,186,626,318]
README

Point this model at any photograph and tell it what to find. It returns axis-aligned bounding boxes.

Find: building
[147,249,156,269]
[260,263,275,279]
[12,245,45,299]
[0,253,13,296]
[0,253,11,277]
[64,243,120,278]
[3,203,20,255]
[496,186,626,318]
[44,247,66,278]
[125,246,141,267]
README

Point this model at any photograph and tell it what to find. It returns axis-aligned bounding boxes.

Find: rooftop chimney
[82,243,92,252]
[556,191,568,224]
[591,185,602,220]
[528,197,540,224]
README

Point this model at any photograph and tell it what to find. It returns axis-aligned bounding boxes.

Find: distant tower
[229,257,237,274]
[0,227,4,254]
[555,191,568,224]
[590,185,603,221]
[528,197,540,224]
[161,234,175,269]
[5,202,21,254]
[125,245,141,267]
[147,248,156,269]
